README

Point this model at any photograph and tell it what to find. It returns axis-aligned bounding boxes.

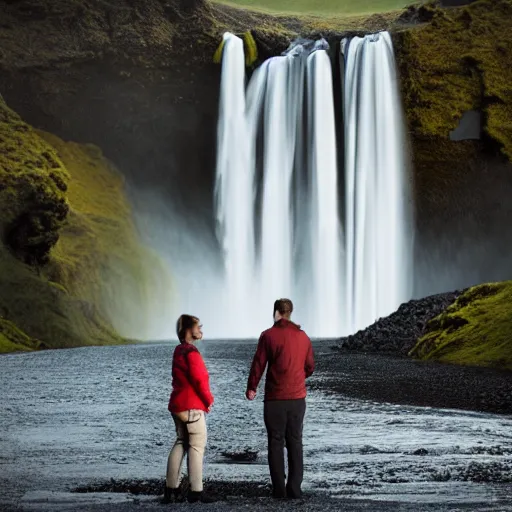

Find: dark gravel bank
[315,352,512,414]
[73,479,272,499]
[68,479,512,512]
[336,291,461,355]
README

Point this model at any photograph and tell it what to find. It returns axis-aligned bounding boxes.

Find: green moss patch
[0,98,69,265]
[0,242,123,350]
[0,318,36,353]
[410,282,512,370]
[395,0,512,159]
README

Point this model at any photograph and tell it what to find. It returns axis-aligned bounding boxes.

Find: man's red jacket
[168,343,214,414]
[247,318,315,401]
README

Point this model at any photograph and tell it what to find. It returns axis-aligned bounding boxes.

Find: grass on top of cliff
[214,0,413,16]
[410,282,512,370]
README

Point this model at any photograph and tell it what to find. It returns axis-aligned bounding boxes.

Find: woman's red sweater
[168,343,214,414]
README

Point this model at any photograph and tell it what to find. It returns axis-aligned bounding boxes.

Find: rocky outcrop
[336,291,461,356]
[0,99,69,266]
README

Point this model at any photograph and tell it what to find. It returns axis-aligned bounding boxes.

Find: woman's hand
[207,401,214,413]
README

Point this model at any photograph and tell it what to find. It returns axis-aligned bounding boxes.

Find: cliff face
[393,0,512,296]
[0,96,173,352]
[2,0,509,244]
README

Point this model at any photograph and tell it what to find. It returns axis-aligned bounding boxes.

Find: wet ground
[1,340,511,511]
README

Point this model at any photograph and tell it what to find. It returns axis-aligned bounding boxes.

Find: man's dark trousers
[263,399,306,499]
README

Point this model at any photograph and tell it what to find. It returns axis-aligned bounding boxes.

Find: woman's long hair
[176,314,199,343]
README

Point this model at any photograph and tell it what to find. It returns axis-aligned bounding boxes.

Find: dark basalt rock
[412,448,429,456]
[336,291,462,356]
[221,448,259,463]
[398,4,439,24]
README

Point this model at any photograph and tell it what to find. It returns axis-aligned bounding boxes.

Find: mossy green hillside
[0,98,69,265]
[0,97,173,352]
[395,0,512,159]
[410,282,512,370]
[0,317,35,353]
[0,97,122,351]
[0,240,123,351]
[41,133,174,341]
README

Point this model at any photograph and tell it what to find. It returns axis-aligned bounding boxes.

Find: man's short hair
[274,298,293,318]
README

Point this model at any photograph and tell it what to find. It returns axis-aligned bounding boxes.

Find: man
[246,298,315,500]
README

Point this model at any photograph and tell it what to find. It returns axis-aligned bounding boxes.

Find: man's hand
[207,401,214,413]
[246,389,256,401]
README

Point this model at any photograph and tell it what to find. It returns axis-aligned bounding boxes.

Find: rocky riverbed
[1,340,511,511]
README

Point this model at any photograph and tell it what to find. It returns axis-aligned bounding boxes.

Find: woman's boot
[161,487,181,504]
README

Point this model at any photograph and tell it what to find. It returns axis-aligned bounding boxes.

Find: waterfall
[343,32,412,334]
[212,31,412,338]
[306,46,343,337]
[258,57,295,312]
[214,33,255,337]
[256,47,310,326]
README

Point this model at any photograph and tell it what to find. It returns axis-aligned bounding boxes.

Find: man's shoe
[286,489,303,500]
[187,491,217,503]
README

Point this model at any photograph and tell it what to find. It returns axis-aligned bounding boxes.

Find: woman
[163,314,214,504]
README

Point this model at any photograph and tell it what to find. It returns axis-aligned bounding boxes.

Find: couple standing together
[163,298,315,504]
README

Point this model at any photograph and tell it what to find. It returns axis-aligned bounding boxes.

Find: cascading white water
[214,33,255,337]
[306,46,343,337]
[258,57,295,312]
[256,47,309,327]
[211,30,412,338]
[343,32,413,334]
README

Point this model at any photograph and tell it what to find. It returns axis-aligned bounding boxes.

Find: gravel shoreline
[324,289,511,415]
[315,352,512,415]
